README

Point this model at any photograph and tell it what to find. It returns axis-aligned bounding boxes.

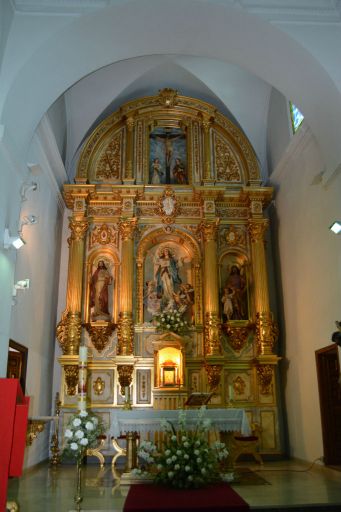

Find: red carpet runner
[123,482,250,512]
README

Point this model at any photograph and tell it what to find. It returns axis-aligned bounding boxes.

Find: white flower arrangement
[63,410,103,462]
[133,407,228,489]
[153,309,190,335]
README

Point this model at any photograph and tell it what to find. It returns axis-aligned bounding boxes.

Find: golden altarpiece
[56,89,282,456]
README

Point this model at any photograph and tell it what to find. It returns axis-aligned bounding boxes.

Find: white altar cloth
[110,408,250,437]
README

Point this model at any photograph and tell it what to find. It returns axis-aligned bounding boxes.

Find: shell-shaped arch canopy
[76,89,261,186]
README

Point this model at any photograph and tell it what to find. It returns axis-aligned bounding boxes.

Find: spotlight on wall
[329,221,341,234]
[3,228,25,250]
[18,214,38,238]
[12,278,30,301]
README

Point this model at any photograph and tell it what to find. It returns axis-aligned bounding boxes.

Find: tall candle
[79,346,88,363]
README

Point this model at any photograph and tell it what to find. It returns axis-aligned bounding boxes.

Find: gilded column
[201,221,222,356]
[248,219,277,355]
[56,216,88,355]
[202,116,213,184]
[117,218,137,355]
[124,116,135,184]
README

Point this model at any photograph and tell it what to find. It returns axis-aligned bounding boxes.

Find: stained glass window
[289,102,304,133]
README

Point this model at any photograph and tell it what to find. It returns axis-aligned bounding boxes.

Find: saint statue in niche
[222,264,247,321]
[90,259,113,321]
[143,243,194,322]
[149,127,187,184]
[154,246,183,311]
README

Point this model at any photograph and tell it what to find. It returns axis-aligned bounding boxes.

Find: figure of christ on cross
[149,128,186,184]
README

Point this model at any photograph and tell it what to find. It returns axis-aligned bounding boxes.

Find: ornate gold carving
[117,364,134,391]
[257,365,273,395]
[204,200,215,215]
[56,311,82,355]
[194,262,203,325]
[135,120,144,182]
[90,223,118,247]
[200,220,219,242]
[126,116,135,132]
[248,220,269,243]
[213,132,241,182]
[76,91,260,185]
[158,88,178,108]
[251,200,263,215]
[255,312,278,355]
[117,312,134,355]
[93,376,106,396]
[156,187,180,224]
[216,206,248,219]
[68,218,88,242]
[96,129,122,181]
[84,322,116,353]
[204,312,222,356]
[88,205,122,216]
[136,260,144,323]
[74,198,85,212]
[64,365,79,396]
[26,419,47,446]
[224,324,252,352]
[215,110,260,182]
[192,121,201,182]
[222,226,246,248]
[205,364,222,391]
[119,218,137,241]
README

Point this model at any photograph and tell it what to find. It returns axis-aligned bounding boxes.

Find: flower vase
[74,460,83,510]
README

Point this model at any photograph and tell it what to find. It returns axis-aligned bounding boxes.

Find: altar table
[110,408,251,438]
[123,483,250,512]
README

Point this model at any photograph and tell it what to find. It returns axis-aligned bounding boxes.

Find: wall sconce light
[4,228,25,250]
[329,221,341,234]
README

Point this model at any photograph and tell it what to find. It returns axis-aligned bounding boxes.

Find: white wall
[267,87,291,176]
[0,127,28,376]
[7,126,65,467]
[270,124,341,461]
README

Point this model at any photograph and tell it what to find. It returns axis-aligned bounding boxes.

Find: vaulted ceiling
[1,0,341,183]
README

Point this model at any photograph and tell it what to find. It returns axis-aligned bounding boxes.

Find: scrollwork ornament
[68,218,89,242]
[158,88,178,108]
[205,364,222,391]
[56,311,82,355]
[224,324,252,352]
[155,188,180,225]
[64,365,79,396]
[257,365,273,395]
[84,323,116,353]
[117,312,134,355]
[117,365,134,393]
[204,312,222,356]
[93,377,106,396]
[248,220,268,243]
[90,223,117,247]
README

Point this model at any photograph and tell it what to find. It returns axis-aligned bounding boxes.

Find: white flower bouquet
[63,410,104,462]
[133,407,228,489]
[153,309,190,336]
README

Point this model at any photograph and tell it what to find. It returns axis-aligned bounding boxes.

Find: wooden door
[315,344,341,465]
[6,340,28,394]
